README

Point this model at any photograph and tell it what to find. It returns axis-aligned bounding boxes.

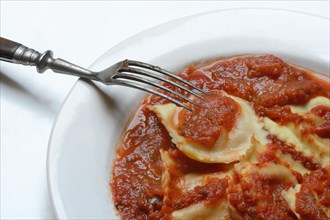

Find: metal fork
[0,37,207,111]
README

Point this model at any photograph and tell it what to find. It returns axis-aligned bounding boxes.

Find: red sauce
[177,92,241,147]
[296,168,330,220]
[111,55,330,220]
[311,105,330,138]
[160,149,231,217]
[112,108,173,220]
[227,166,297,220]
[267,135,321,171]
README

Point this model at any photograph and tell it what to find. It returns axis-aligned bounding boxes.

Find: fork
[0,37,207,111]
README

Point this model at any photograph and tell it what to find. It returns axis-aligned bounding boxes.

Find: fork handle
[0,37,95,78]
[0,37,22,61]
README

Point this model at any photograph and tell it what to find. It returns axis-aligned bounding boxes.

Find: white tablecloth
[1,1,329,219]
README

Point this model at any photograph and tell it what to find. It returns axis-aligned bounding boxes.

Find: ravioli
[151,93,330,219]
[289,96,330,114]
[160,150,232,220]
[282,184,302,219]
[171,199,230,220]
[149,94,268,163]
[264,96,330,167]
[111,55,330,220]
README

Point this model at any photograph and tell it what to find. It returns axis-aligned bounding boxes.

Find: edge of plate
[47,78,80,219]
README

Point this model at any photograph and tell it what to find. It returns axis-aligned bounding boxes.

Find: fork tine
[124,60,209,95]
[119,66,207,101]
[112,78,193,111]
[113,72,201,108]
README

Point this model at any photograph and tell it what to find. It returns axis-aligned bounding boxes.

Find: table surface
[1,1,329,219]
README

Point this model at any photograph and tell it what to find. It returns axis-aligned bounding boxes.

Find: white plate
[47,8,329,219]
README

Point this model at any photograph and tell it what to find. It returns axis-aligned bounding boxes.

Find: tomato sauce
[311,105,330,138]
[267,135,321,171]
[296,168,330,220]
[177,93,241,147]
[227,167,298,220]
[160,149,232,218]
[111,55,330,220]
